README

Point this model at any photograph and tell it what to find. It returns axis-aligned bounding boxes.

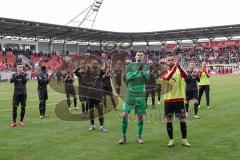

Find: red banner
[197,40,240,48]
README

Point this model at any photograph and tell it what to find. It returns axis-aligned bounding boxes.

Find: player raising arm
[161,55,191,147]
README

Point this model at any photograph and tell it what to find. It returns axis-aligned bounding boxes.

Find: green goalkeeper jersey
[125,62,150,99]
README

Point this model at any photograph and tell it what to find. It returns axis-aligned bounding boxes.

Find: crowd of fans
[1,45,240,73]
[0,50,62,72]
[81,45,240,66]
[178,46,240,65]
[139,45,240,65]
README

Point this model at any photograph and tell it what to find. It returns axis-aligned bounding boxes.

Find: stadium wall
[0,39,38,52]
[38,42,93,54]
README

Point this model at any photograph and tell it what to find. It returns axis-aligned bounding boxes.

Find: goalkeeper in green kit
[118,52,150,144]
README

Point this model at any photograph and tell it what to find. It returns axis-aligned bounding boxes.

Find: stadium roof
[1,17,240,43]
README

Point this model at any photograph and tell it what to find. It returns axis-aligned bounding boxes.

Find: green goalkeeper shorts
[123,96,146,115]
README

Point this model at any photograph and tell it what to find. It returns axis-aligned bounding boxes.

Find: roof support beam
[1,17,240,43]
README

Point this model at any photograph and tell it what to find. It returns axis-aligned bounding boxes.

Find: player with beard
[10,63,29,127]
[118,52,150,144]
[83,60,108,132]
[161,55,191,147]
[37,66,50,119]
[185,63,200,119]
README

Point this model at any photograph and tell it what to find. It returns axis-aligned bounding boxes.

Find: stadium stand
[0,42,239,73]
[0,51,15,71]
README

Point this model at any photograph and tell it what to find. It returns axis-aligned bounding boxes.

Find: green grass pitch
[0,75,240,160]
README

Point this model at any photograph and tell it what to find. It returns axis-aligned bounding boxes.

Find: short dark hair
[136,52,145,55]
[41,66,47,71]
[166,53,175,57]
[91,59,98,63]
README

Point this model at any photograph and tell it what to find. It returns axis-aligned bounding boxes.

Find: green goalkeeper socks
[122,119,143,138]
[137,120,143,138]
[122,119,128,137]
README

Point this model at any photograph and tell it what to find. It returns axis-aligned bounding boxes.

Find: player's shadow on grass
[54,98,118,121]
